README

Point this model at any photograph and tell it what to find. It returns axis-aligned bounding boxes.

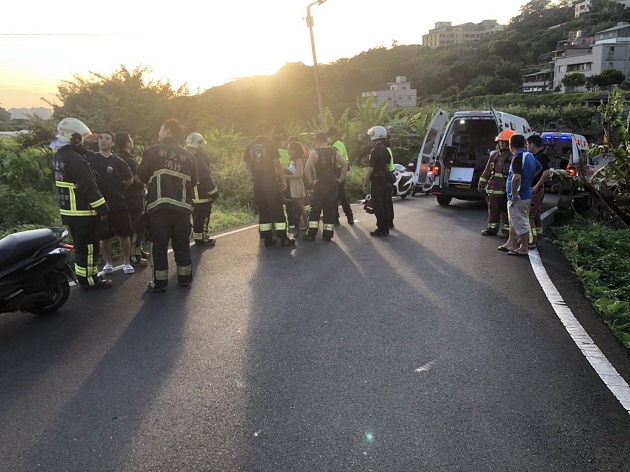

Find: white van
[539,131,589,171]
[414,109,532,205]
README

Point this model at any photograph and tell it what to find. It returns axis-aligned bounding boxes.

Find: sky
[0,0,529,109]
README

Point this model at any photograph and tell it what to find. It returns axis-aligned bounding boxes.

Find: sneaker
[146,281,166,293]
[103,264,113,274]
[302,234,316,241]
[82,279,113,291]
[481,228,497,236]
[123,264,135,274]
[280,237,296,247]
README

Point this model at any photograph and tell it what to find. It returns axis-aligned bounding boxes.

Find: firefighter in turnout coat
[478,129,515,238]
[51,118,112,290]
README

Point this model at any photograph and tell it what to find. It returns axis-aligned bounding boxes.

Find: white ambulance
[413,109,532,205]
[539,131,590,173]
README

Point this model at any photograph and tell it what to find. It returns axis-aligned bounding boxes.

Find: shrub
[0,185,60,234]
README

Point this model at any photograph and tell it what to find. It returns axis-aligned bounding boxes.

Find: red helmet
[495,129,516,142]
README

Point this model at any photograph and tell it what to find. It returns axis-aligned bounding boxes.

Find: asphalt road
[1,194,630,471]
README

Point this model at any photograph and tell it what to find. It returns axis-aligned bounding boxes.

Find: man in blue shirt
[498,134,542,256]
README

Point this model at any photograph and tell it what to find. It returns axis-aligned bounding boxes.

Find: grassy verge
[553,222,630,347]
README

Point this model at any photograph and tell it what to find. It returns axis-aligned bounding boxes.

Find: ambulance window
[422,129,439,155]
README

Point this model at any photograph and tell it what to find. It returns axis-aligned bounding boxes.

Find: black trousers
[370,179,390,233]
[68,218,102,288]
[192,202,213,242]
[148,209,192,288]
[253,180,287,239]
[127,193,146,263]
[308,179,338,238]
[336,167,353,219]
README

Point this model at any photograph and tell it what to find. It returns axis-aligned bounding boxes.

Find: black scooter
[0,227,77,316]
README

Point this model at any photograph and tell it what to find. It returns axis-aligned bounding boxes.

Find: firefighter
[477,129,515,238]
[303,131,348,242]
[186,132,219,246]
[51,118,112,290]
[136,119,198,292]
[327,127,354,226]
[243,121,295,248]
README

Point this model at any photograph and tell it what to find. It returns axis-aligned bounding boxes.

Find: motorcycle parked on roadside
[392,163,415,199]
[0,227,76,315]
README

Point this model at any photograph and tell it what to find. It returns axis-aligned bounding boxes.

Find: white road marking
[415,360,436,373]
[532,209,630,413]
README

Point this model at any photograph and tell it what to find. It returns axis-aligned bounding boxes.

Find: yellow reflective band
[177,265,192,276]
[275,223,287,231]
[60,209,97,216]
[155,270,169,281]
[147,198,192,211]
[323,224,335,231]
[86,243,95,286]
[259,223,273,231]
[75,265,87,277]
[90,197,106,209]
[487,190,505,195]
[308,221,319,229]
[55,181,77,189]
[493,173,505,178]
[148,169,192,184]
[208,188,218,196]
[489,223,499,228]
[479,178,488,183]
[192,232,204,239]
[193,198,212,203]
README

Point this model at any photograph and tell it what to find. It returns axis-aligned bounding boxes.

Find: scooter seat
[0,228,59,268]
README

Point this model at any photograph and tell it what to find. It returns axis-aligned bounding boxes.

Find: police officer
[243,121,295,248]
[136,119,198,292]
[363,126,391,237]
[478,129,515,238]
[327,127,354,225]
[51,118,112,290]
[186,132,219,246]
[303,131,348,242]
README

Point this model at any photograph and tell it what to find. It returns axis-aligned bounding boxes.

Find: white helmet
[186,132,207,149]
[367,126,387,141]
[56,118,91,145]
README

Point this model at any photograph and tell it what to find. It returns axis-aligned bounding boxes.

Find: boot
[481,228,497,236]
[280,237,296,247]
[264,237,277,247]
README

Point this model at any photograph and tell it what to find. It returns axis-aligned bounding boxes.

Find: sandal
[123,264,135,274]
[103,264,113,273]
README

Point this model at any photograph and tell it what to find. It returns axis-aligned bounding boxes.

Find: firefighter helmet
[56,118,91,145]
[367,126,387,141]
[186,132,207,149]
[495,129,516,142]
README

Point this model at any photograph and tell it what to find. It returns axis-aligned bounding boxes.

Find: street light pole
[306,0,327,131]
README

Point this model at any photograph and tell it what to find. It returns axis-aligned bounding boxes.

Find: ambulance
[539,131,590,174]
[413,109,532,205]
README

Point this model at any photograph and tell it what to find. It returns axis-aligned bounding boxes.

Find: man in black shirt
[115,132,149,266]
[88,131,135,275]
[528,134,552,248]
[243,121,295,248]
[363,126,391,237]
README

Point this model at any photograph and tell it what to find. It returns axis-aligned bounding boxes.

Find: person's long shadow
[11,275,191,471]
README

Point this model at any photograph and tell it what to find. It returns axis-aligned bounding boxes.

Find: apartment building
[361,76,417,109]
[575,0,630,17]
[422,20,505,48]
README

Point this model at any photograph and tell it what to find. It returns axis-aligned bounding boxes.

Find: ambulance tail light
[430,164,441,176]
[567,167,577,177]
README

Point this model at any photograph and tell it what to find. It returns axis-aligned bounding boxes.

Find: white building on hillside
[553,22,630,92]
[9,108,52,120]
[575,0,629,17]
[361,76,417,109]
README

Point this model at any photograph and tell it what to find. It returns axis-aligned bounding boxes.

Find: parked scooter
[392,163,415,199]
[0,227,76,315]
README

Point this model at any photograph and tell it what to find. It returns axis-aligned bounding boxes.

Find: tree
[50,65,187,145]
[595,68,626,88]
[0,106,11,123]
[561,72,587,91]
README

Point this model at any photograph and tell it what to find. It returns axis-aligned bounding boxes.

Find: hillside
[191,0,630,133]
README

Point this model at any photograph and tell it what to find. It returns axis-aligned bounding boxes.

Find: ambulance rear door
[415,109,449,193]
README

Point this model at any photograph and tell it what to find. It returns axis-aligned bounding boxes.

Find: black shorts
[100,206,133,240]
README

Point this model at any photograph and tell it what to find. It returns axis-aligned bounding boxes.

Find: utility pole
[306,0,327,131]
